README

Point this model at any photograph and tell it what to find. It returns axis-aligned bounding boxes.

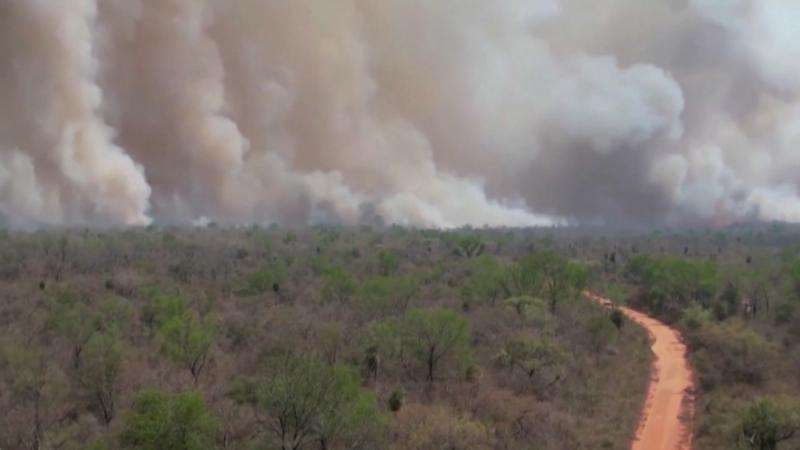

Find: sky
[1,0,800,228]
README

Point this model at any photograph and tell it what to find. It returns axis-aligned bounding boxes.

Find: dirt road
[584,292,694,450]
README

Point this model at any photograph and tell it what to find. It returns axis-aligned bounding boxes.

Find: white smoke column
[3,0,800,228]
[96,0,253,223]
[206,0,560,227]
[0,0,151,227]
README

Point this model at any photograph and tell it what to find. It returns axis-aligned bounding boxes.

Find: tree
[46,293,94,370]
[498,337,566,394]
[159,312,216,384]
[377,250,399,276]
[506,252,588,313]
[141,289,187,333]
[680,304,713,331]
[743,267,773,317]
[454,234,485,258]
[321,267,357,304]
[503,296,553,331]
[626,255,718,320]
[460,255,506,307]
[586,315,617,363]
[715,282,740,320]
[243,259,288,296]
[548,259,589,313]
[120,389,218,450]
[0,343,66,450]
[399,308,471,382]
[46,291,130,370]
[358,275,418,318]
[316,321,345,365]
[739,397,800,450]
[77,331,123,425]
[230,356,384,450]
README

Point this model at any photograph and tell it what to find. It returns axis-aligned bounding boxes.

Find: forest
[0,223,799,450]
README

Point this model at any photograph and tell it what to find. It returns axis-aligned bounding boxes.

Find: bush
[680,304,713,331]
[610,308,624,330]
[390,404,494,450]
[388,389,404,412]
[691,321,776,388]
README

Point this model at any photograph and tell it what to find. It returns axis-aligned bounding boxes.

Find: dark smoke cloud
[1,0,799,228]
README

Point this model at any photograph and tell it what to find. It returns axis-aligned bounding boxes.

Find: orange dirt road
[584,292,694,450]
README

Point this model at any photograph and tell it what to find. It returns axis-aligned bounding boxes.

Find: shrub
[691,321,776,388]
[390,404,494,450]
[388,389,404,413]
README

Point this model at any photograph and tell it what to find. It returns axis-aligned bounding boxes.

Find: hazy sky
[1,0,799,228]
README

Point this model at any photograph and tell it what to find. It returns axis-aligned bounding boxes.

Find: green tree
[460,255,506,307]
[230,356,384,450]
[498,337,566,394]
[243,259,288,296]
[507,251,588,313]
[377,250,399,276]
[46,293,129,369]
[454,234,485,258]
[358,275,418,318]
[586,314,617,363]
[503,296,553,331]
[716,282,740,320]
[739,397,800,450]
[680,304,713,331]
[0,344,66,450]
[361,320,403,380]
[141,289,187,333]
[399,308,471,382]
[120,389,218,450]
[321,267,357,304]
[626,255,718,320]
[159,312,216,384]
[77,331,123,425]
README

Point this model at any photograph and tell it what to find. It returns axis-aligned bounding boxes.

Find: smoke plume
[1,0,799,228]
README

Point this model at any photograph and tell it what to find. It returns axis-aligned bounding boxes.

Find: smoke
[0,0,151,227]
[1,0,799,228]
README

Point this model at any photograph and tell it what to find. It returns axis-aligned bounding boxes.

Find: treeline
[0,227,649,450]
